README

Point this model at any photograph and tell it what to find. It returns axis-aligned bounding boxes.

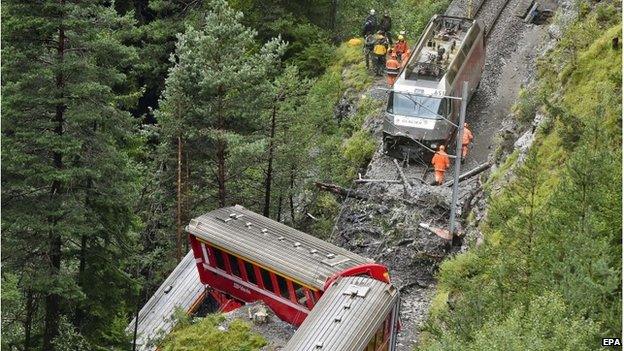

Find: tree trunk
[176,136,183,261]
[24,290,35,351]
[73,233,88,328]
[330,0,338,32]
[42,18,66,351]
[276,195,283,222]
[289,165,296,224]
[216,89,227,207]
[263,103,278,217]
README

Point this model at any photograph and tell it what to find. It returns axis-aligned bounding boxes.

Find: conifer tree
[157,0,285,259]
[2,1,139,349]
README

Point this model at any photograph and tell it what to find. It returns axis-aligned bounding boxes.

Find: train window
[275,275,290,300]
[213,249,227,271]
[387,92,448,120]
[260,268,274,293]
[292,283,308,307]
[244,261,257,285]
[227,253,242,278]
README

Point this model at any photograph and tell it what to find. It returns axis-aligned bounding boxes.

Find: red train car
[187,205,390,326]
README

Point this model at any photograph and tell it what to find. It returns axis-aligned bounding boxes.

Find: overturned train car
[383,15,485,161]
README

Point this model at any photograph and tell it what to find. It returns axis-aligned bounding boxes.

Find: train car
[283,276,400,351]
[383,15,485,161]
[187,205,390,326]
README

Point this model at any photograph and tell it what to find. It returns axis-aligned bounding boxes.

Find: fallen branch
[355,178,402,184]
[442,162,491,187]
[393,159,412,192]
[314,182,370,200]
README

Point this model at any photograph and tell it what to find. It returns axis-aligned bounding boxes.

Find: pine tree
[156,0,285,259]
[2,1,140,349]
[262,65,313,219]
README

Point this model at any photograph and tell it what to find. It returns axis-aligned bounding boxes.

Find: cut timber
[419,222,452,240]
[442,162,491,187]
[393,159,412,192]
[515,0,535,18]
[314,182,370,200]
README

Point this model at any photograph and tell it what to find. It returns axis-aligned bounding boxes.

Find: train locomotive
[383,15,485,161]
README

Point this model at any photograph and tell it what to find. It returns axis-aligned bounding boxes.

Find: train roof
[186,205,372,290]
[394,15,481,94]
[126,250,205,351]
[283,276,399,350]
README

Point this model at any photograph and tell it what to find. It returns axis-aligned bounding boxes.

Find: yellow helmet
[398,34,405,40]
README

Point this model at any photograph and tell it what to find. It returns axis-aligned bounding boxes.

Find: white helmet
[370,9,376,15]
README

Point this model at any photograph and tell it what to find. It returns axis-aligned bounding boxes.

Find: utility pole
[449,81,468,240]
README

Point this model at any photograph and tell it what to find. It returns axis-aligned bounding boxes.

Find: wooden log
[314,181,370,200]
[355,178,402,184]
[442,162,491,187]
[393,159,412,192]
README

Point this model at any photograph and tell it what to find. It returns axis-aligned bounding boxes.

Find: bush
[342,130,376,168]
[160,315,266,351]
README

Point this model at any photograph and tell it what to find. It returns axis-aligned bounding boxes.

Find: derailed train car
[283,276,400,351]
[383,15,485,160]
[187,205,391,326]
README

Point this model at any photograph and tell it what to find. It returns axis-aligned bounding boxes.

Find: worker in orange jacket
[385,51,400,86]
[431,145,450,185]
[401,48,411,67]
[461,123,474,162]
[394,34,408,62]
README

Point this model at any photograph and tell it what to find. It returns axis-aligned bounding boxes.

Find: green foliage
[342,130,377,169]
[419,5,621,350]
[160,315,266,351]
[512,87,539,125]
[52,316,92,351]
[2,1,140,349]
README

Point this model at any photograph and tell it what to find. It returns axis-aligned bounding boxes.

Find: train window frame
[225,253,241,278]
[304,289,315,310]
[291,282,308,307]
[259,268,274,292]
[275,274,291,300]
[212,248,227,272]
[243,261,258,285]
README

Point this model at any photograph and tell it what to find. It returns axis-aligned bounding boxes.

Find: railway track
[472,0,513,38]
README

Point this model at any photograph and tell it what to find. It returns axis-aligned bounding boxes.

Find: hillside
[418,2,622,349]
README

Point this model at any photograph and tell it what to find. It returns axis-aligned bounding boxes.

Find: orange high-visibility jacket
[394,40,408,55]
[386,58,401,75]
[432,151,450,172]
[462,127,474,145]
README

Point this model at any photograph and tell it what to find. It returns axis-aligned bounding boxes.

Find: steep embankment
[418,2,622,350]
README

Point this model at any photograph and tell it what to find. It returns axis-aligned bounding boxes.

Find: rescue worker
[372,31,389,76]
[363,33,376,70]
[394,34,408,62]
[362,9,378,36]
[401,48,411,67]
[461,123,474,162]
[431,145,450,185]
[380,11,392,43]
[385,51,400,86]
